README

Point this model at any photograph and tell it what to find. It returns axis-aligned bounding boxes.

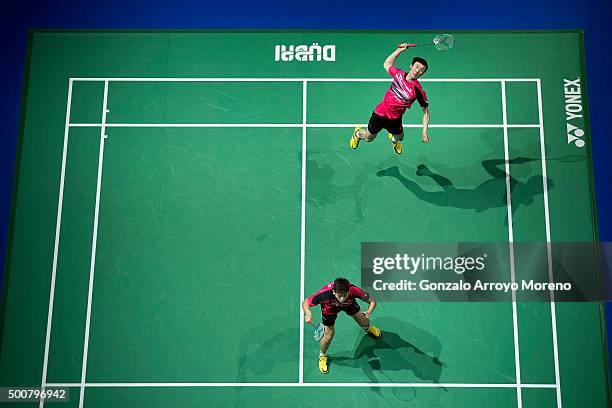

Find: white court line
[67,123,541,129]
[45,382,558,389]
[501,81,522,408]
[39,79,74,408]
[537,79,562,408]
[70,77,540,83]
[298,81,307,383]
[78,80,110,408]
[307,124,540,129]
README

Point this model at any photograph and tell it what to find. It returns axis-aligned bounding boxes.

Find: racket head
[433,34,455,51]
[313,323,325,341]
[393,386,417,402]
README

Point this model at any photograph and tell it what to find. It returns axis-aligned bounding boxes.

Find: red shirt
[307,282,370,316]
[374,65,429,119]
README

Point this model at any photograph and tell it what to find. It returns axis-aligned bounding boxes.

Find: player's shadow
[331,317,445,385]
[376,158,554,222]
[232,320,300,407]
[235,319,297,380]
[304,150,380,222]
[417,131,585,177]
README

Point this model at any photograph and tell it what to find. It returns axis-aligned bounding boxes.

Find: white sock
[391,135,397,143]
[319,351,326,357]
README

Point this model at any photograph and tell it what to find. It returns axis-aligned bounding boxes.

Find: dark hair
[333,277,350,294]
[412,56,428,72]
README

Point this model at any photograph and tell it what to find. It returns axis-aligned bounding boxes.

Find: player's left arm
[362,295,377,319]
[421,106,430,144]
[355,288,377,318]
[414,85,430,144]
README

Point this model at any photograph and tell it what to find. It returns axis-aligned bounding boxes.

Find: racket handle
[397,42,430,48]
[397,43,419,48]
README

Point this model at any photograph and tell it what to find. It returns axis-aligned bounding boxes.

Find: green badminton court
[0,31,608,407]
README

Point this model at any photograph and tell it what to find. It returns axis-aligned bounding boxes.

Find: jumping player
[302,277,381,374]
[350,43,430,155]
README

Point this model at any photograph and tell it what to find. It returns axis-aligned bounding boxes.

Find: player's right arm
[383,43,415,74]
[302,298,314,323]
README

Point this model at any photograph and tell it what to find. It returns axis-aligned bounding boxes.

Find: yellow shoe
[388,133,402,155]
[366,325,382,340]
[350,127,361,149]
[318,355,329,374]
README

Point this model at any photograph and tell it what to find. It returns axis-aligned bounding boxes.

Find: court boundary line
[502,80,522,407]
[69,77,540,83]
[38,76,562,404]
[66,124,542,128]
[45,382,557,389]
[77,80,109,408]
[298,81,307,383]
[38,79,74,408]
[537,79,562,407]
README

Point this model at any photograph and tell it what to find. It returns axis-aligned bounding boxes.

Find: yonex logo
[274,43,336,62]
[567,123,585,148]
[563,78,585,148]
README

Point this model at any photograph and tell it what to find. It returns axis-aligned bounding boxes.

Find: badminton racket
[398,34,455,51]
[309,321,325,341]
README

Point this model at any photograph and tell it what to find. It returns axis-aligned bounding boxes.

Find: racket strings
[310,322,325,341]
[433,34,455,51]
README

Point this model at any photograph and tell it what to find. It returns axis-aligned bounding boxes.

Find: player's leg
[389,130,404,143]
[388,131,404,154]
[386,118,404,155]
[320,325,335,355]
[357,127,377,141]
[318,314,336,374]
[416,164,454,190]
[346,303,382,339]
[350,112,382,149]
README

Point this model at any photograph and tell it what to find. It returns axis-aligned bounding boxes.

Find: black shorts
[321,302,361,326]
[367,112,403,136]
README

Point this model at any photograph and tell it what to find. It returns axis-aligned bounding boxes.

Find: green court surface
[0,31,609,407]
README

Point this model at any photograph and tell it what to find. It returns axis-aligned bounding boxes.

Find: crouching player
[302,277,381,374]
